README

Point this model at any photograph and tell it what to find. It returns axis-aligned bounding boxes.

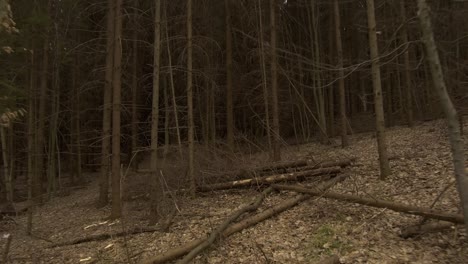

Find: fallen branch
[288,158,355,173]
[143,195,309,264]
[255,160,308,173]
[272,184,465,224]
[177,187,275,264]
[50,227,158,248]
[221,160,308,179]
[198,167,340,192]
[142,176,346,264]
[400,222,455,239]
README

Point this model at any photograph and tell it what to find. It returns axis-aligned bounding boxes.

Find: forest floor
[2,119,468,264]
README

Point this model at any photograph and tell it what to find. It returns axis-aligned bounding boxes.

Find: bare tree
[225,0,234,150]
[110,0,123,219]
[400,0,414,127]
[130,0,140,171]
[98,0,115,207]
[417,0,468,231]
[35,1,52,203]
[270,0,281,161]
[149,0,163,225]
[366,0,391,179]
[333,0,348,147]
[187,0,196,194]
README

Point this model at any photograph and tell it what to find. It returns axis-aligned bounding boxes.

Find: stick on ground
[198,167,340,192]
[400,222,454,239]
[50,227,159,248]
[272,184,465,224]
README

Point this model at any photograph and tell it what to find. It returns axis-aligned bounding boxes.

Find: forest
[0,0,467,263]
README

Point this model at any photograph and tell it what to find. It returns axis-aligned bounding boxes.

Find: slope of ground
[1,119,467,263]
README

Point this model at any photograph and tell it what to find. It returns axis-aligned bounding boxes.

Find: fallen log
[224,160,309,179]
[177,187,275,264]
[50,227,158,248]
[198,167,340,192]
[142,175,347,264]
[272,184,465,224]
[400,222,455,239]
[143,196,309,264]
[288,158,355,173]
[256,160,308,173]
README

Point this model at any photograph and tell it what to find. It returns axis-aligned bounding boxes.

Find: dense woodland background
[0,0,468,262]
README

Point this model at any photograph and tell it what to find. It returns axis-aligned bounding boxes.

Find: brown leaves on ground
[1,119,467,263]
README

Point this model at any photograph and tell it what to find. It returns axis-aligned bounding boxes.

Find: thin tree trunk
[417,0,468,231]
[0,126,11,202]
[400,0,414,127]
[310,1,328,144]
[7,123,15,195]
[187,0,195,195]
[270,0,281,161]
[98,0,115,207]
[110,0,123,219]
[256,0,272,154]
[164,4,182,157]
[333,0,348,147]
[163,76,170,159]
[366,0,391,179]
[327,9,335,137]
[48,28,61,196]
[131,0,139,171]
[225,0,234,150]
[36,13,50,203]
[149,0,163,225]
[71,48,82,184]
[26,49,35,234]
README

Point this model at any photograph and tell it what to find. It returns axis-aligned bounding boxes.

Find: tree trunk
[187,0,195,195]
[270,0,281,161]
[0,126,11,202]
[47,29,61,196]
[110,0,123,219]
[417,0,468,231]
[400,0,414,127]
[366,0,391,179]
[225,0,234,150]
[311,1,328,144]
[98,0,115,207]
[256,0,272,155]
[327,7,335,137]
[333,0,348,147]
[71,48,82,184]
[149,0,163,225]
[36,2,51,203]
[164,3,182,157]
[130,0,139,171]
[26,49,35,234]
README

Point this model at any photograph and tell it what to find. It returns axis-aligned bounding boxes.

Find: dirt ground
[1,119,468,264]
